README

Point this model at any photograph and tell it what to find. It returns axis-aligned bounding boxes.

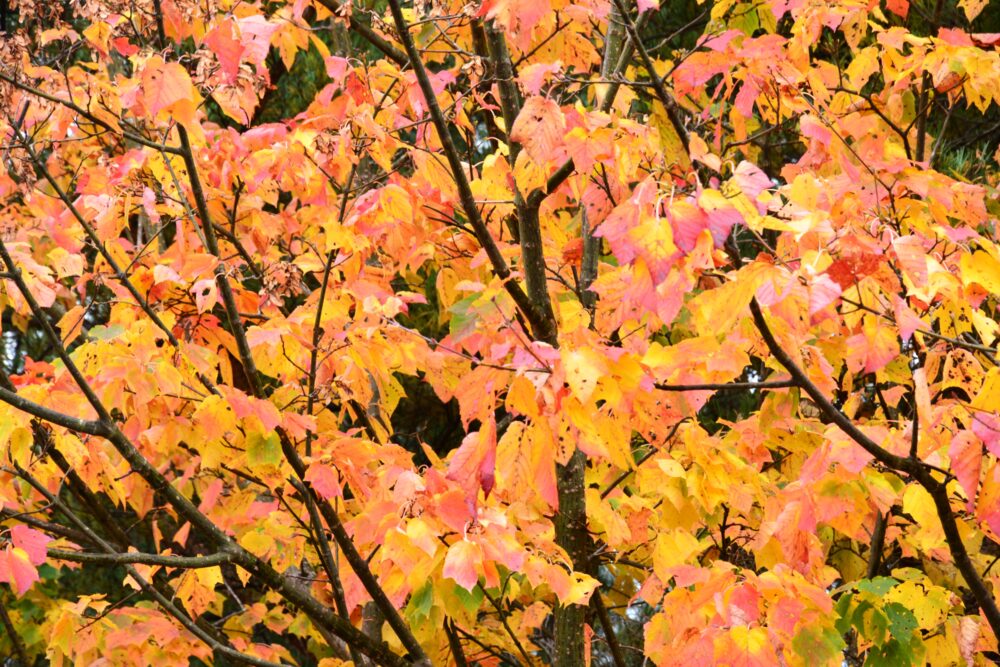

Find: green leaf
[791,624,846,665]
[865,638,916,667]
[884,602,918,640]
[858,577,898,597]
[88,324,126,340]
[856,604,889,646]
[453,582,484,615]
[835,593,856,634]
[407,582,434,620]
[448,293,480,339]
[246,431,282,468]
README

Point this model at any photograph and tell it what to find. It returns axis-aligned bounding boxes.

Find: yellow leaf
[959,0,988,20]
[8,427,32,467]
[689,132,720,171]
[562,348,605,403]
[442,539,482,591]
[973,367,1000,412]
[885,578,954,630]
[512,150,547,193]
[246,431,282,470]
[651,100,691,170]
[688,262,778,336]
[902,484,945,552]
[960,249,1000,294]
[652,528,701,579]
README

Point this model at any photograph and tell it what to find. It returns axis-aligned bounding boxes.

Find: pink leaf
[325,56,350,82]
[517,62,563,96]
[0,547,39,596]
[236,16,279,70]
[733,161,771,201]
[973,412,1000,457]
[442,539,482,591]
[10,525,51,566]
[893,297,925,343]
[808,274,841,316]
[950,431,982,511]
[305,464,343,499]
[191,278,218,314]
[892,235,929,288]
[446,423,498,502]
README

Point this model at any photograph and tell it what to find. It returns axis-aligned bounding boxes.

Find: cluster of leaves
[0,0,998,665]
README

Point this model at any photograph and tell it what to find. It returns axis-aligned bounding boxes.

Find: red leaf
[204,20,244,84]
[305,463,343,499]
[886,0,909,19]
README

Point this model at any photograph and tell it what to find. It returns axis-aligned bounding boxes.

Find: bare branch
[591,591,627,667]
[0,595,29,667]
[0,383,107,436]
[48,548,233,568]
[609,0,688,152]
[313,0,408,65]
[385,0,548,343]
[654,379,795,392]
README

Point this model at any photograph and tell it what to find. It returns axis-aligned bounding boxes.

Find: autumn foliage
[1,0,1000,664]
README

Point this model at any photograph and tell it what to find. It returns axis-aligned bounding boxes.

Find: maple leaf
[141,57,200,124]
[509,96,566,165]
[305,463,343,499]
[446,425,498,503]
[0,546,40,596]
[442,539,483,591]
[2,0,1000,664]
[204,20,244,84]
[9,525,51,566]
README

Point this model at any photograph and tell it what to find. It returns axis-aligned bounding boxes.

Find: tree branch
[175,125,265,398]
[0,237,411,667]
[0,383,107,436]
[276,432,430,666]
[47,548,233,568]
[609,0,688,153]
[527,15,646,208]
[384,0,549,342]
[866,511,887,579]
[0,595,29,667]
[11,466,285,667]
[590,591,627,667]
[11,132,219,396]
[313,0,407,65]
[749,297,1000,638]
[654,379,795,392]
[291,478,364,667]
[0,70,183,154]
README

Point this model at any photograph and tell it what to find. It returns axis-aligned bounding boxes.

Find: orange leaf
[142,57,200,124]
[509,96,566,165]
